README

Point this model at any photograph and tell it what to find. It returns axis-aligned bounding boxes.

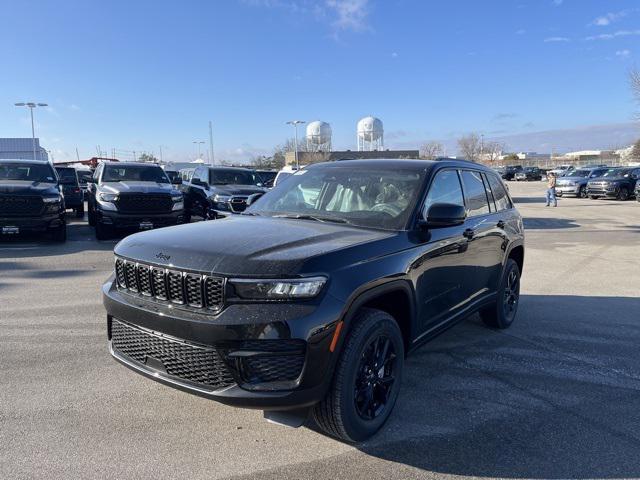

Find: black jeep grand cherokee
[0,160,66,242]
[87,162,185,239]
[103,159,524,442]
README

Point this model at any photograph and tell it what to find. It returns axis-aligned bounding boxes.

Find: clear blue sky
[0,0,638,163]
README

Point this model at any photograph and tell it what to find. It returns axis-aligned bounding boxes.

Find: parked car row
[557,166,640,201]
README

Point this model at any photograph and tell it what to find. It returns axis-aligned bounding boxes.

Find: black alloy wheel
[480,258,521,329]
[502,267,520,324]
[354,335,398,421]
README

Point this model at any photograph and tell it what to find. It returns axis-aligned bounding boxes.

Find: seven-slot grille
[229,196,248,213]
[0,195,44,216]
[115,194,173,214]
[110,319,234,390]
[115,257,224,311]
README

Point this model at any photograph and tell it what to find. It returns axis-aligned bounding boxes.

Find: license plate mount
[1,226,20,235]
[139,221,154,230]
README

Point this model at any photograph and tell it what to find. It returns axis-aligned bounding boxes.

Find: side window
[461,170,490,217]
[481,173,497,213]
[423,169,464,214]
[487,173,512,211]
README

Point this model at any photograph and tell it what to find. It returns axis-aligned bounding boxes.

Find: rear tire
[589,195,599,200]
[313,308,404,443]
[480,258,520,329]
[76,203,85,217]
[88,203,96,226]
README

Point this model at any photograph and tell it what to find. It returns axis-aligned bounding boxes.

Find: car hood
[210,184,268,196]
[558,176,588,182]
[588,176,626,182]
[114,215,395,276]
[0,180,59,195]
[99,181,177,194]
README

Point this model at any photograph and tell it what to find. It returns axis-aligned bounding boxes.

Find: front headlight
[171,193,183,202]
[43,196,62,203]
[212,194,232,203]
[231,277,326,300]
[99,193,118,202]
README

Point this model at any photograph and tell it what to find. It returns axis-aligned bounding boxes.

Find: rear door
[459,169,505,301]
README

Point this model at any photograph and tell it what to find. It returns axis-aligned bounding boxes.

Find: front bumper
[0,212,64,234]
[556,185,580,195]
[586,187,618,198]
[103,278,344,410]
[97,208,185,229]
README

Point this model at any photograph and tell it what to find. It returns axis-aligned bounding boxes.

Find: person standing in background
[546,172,557,207]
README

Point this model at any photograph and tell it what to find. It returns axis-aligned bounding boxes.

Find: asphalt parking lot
[1,181,639,480]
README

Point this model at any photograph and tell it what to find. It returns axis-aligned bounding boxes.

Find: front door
[413,168,471,334]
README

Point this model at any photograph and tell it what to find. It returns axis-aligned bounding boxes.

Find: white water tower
[357,116,384,151]
[306,121,332,152]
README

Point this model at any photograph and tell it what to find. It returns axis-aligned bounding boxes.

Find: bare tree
[457,133,482,162]
[482,141,506,166]
[631,68,640,106]
[420,141,444,160]
[631,138,640,161]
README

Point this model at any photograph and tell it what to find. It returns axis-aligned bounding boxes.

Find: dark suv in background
[514,167,542,181]
[87,162,185,239]
[55,166,84,216]
[103,159,524,442]
[586,167,640,200]
[182,166,267,221]
[0,160,66,242]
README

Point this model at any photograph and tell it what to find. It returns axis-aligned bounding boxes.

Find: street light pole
[15,102,48,161]
[286,120,306,169]
[193,141,205,160]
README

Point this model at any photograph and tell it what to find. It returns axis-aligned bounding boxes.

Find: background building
[0,138,48,161]
[285,149,420,166]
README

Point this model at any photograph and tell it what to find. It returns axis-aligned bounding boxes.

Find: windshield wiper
[273,214,349,224]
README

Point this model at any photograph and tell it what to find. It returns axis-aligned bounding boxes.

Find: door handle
[497,220,505,229]
[463,228,475,239]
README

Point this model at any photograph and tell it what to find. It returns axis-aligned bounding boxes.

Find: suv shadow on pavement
[523,217,580,230]
[341,294,640,479]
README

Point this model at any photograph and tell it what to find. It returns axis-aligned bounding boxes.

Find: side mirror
[191,177,203,186]
[420,203,467,228]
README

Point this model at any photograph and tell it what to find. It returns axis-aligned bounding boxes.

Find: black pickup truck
[87,162,185,239]
[0,159,66,242]
[182,166,267,221]
[55,166,84,217]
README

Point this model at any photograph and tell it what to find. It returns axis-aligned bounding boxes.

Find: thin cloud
[585,29,640,41]
[544,36,570,43]
[615,49,631,58]
[552,0,563,6]
[590,9,637,27]
[515,29,526,35]
[326,0,371,32]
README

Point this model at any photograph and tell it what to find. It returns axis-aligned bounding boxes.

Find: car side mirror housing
[420,203,467,228]
[191,177,203,186]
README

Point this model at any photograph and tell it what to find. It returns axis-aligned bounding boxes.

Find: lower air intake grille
[111,319,235,390]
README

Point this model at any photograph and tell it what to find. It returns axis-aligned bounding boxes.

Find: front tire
[50,225,67,243]
[95,222,112,240]
[618,187,629,201]
[480,258,521,329]
[313,308,404,443]
[579,185,587,198]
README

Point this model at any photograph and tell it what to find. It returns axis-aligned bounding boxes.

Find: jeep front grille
[229,196,248,213]
[110,319,234,390]
[114,257,224,312]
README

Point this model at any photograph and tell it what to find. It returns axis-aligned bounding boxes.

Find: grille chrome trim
[114,256,225,313]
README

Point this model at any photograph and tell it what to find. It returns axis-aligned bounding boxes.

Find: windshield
[210,169,258,186]
[55,167,78,184]
[165,171,180,182]
[257,171,277,186]
[568,170,589,178]
[602,169,627,178]
[102,165,169,183]
[0,162,57,183]
[248,166,426,230]
[77,171,92,185]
